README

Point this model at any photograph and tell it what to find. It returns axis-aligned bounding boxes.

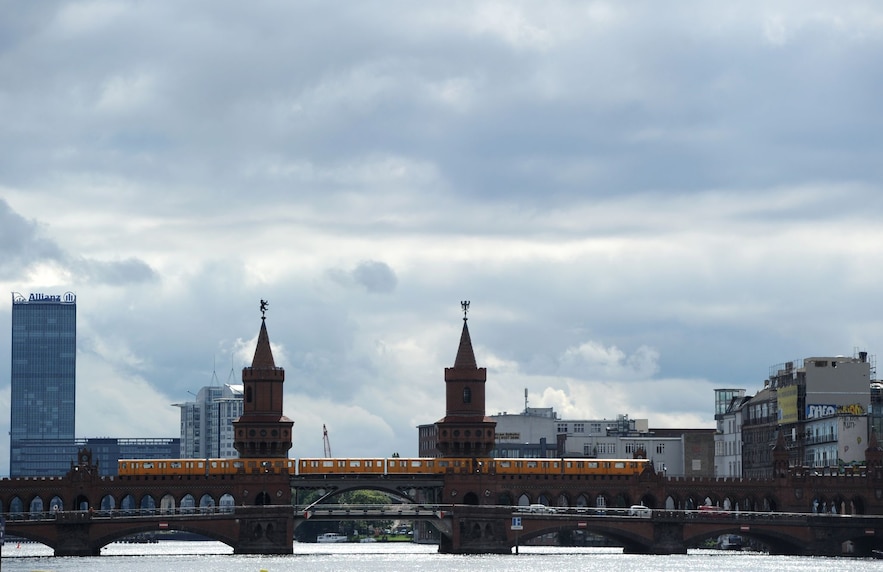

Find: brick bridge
[6,310,883,556]
[5,455,883,556]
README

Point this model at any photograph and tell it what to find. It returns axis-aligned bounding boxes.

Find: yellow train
[119,456,648,478]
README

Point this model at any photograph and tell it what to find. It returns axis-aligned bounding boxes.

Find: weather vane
[260,299,268,319]
[461,300,470,321]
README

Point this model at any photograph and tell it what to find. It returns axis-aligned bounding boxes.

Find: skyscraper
[9,291,77,477]
[174,383,244,459]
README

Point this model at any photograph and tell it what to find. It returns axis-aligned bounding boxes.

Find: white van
[628,505,652,518]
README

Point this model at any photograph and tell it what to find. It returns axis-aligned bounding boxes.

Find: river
[3,541,883,572]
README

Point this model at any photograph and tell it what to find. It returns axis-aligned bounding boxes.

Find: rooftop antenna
[524,387,529,412]
[210,356,220,387]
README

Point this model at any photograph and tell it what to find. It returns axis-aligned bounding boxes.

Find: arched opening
[10,496,24,514]
[575,494,589,508]
[665,496,676,510]
[497,492,514,506]
[254,492,271,506]
[557,494,570,508]
[537,494,550,506]
[121,494,136,514]
[181,494,196,514]
[140,494,157,514]
[462,491,479,505]
[160,494,176,514]
[517,493,530,507]
[200,494,216,512]
[75,495,89,511]
[595,494,608,509]
[29,496,44,519]
[100,495,115,512]
[220,493,235,513]
[49,495,64,513]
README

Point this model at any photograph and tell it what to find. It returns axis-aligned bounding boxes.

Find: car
[628,505,652,517]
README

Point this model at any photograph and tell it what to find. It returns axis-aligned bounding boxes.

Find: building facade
[714,388,747,478]
[9,292,77,477]
[175,383,243,459]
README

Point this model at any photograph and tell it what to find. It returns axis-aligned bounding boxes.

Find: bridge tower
[233,305,294,458]
[435,301,496,457]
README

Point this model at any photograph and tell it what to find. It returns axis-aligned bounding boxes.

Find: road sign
[511,516,523,531]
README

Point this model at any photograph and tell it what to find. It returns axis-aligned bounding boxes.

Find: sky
[1,1,882,476]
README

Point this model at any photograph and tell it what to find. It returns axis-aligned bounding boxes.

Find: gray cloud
[328,260,398,294]
[1,2,883,474]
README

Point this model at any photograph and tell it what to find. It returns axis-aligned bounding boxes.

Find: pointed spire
[251,318,276,369]
[454,319,477,369]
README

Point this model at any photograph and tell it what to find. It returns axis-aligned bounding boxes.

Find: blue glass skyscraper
[9,291,77,476]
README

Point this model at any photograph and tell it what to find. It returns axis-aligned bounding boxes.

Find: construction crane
[323,424,332,458]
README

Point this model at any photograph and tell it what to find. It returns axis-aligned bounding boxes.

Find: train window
[197,461,204,469]
[614,462,625,469]
[587,462,598,469]
[170,462,181,469]
[322,460,333,468]
[527,461,537,468]
[499,461,511,468]
[211,461,219,468]
[438,461,449,468]
[233,461,244,469]
[144,462,154,469]
[552,462,559,469]
[411,460,422,468]
[349,460,361,467]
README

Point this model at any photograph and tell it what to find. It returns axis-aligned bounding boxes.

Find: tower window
[463,387,472,404]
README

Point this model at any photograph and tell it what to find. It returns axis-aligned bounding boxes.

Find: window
[656,443,665,454]
[574,423,585,433]
[462,387,472,403]
[557,423,568,434]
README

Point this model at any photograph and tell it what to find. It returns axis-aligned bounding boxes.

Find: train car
[384,457,475,475]
[298,458,387,476]
[119,457,296,477]
[489,457,648,477]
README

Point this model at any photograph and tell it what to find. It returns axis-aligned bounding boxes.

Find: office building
[175,383,244,459]
[9,292,77,477]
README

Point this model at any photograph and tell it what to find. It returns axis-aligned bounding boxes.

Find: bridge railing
[1,505,238,523]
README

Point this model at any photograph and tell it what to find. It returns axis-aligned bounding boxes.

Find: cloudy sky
[1,1,882,475]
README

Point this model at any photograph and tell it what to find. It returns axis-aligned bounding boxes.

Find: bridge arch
[462,491,479,505]
[200,493,216,510]
[29,495,44,517]
[556,493,570,508]
[636,493,657,508]
[75,494,89,510]
[140,494,156,511]
[99,495,114,512]
[121,494,136,512]
[220,493,235,510]
[160,493,176,514]
[181,493,196,513]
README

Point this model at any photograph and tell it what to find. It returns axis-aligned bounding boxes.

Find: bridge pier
[54,513,101,556]
[440,507,512,554]
[232,506,294,554]
[649,522,687,554]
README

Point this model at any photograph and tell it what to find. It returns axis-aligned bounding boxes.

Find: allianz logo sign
[14,292,77,304]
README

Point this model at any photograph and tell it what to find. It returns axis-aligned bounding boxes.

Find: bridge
[5,310,883,556]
